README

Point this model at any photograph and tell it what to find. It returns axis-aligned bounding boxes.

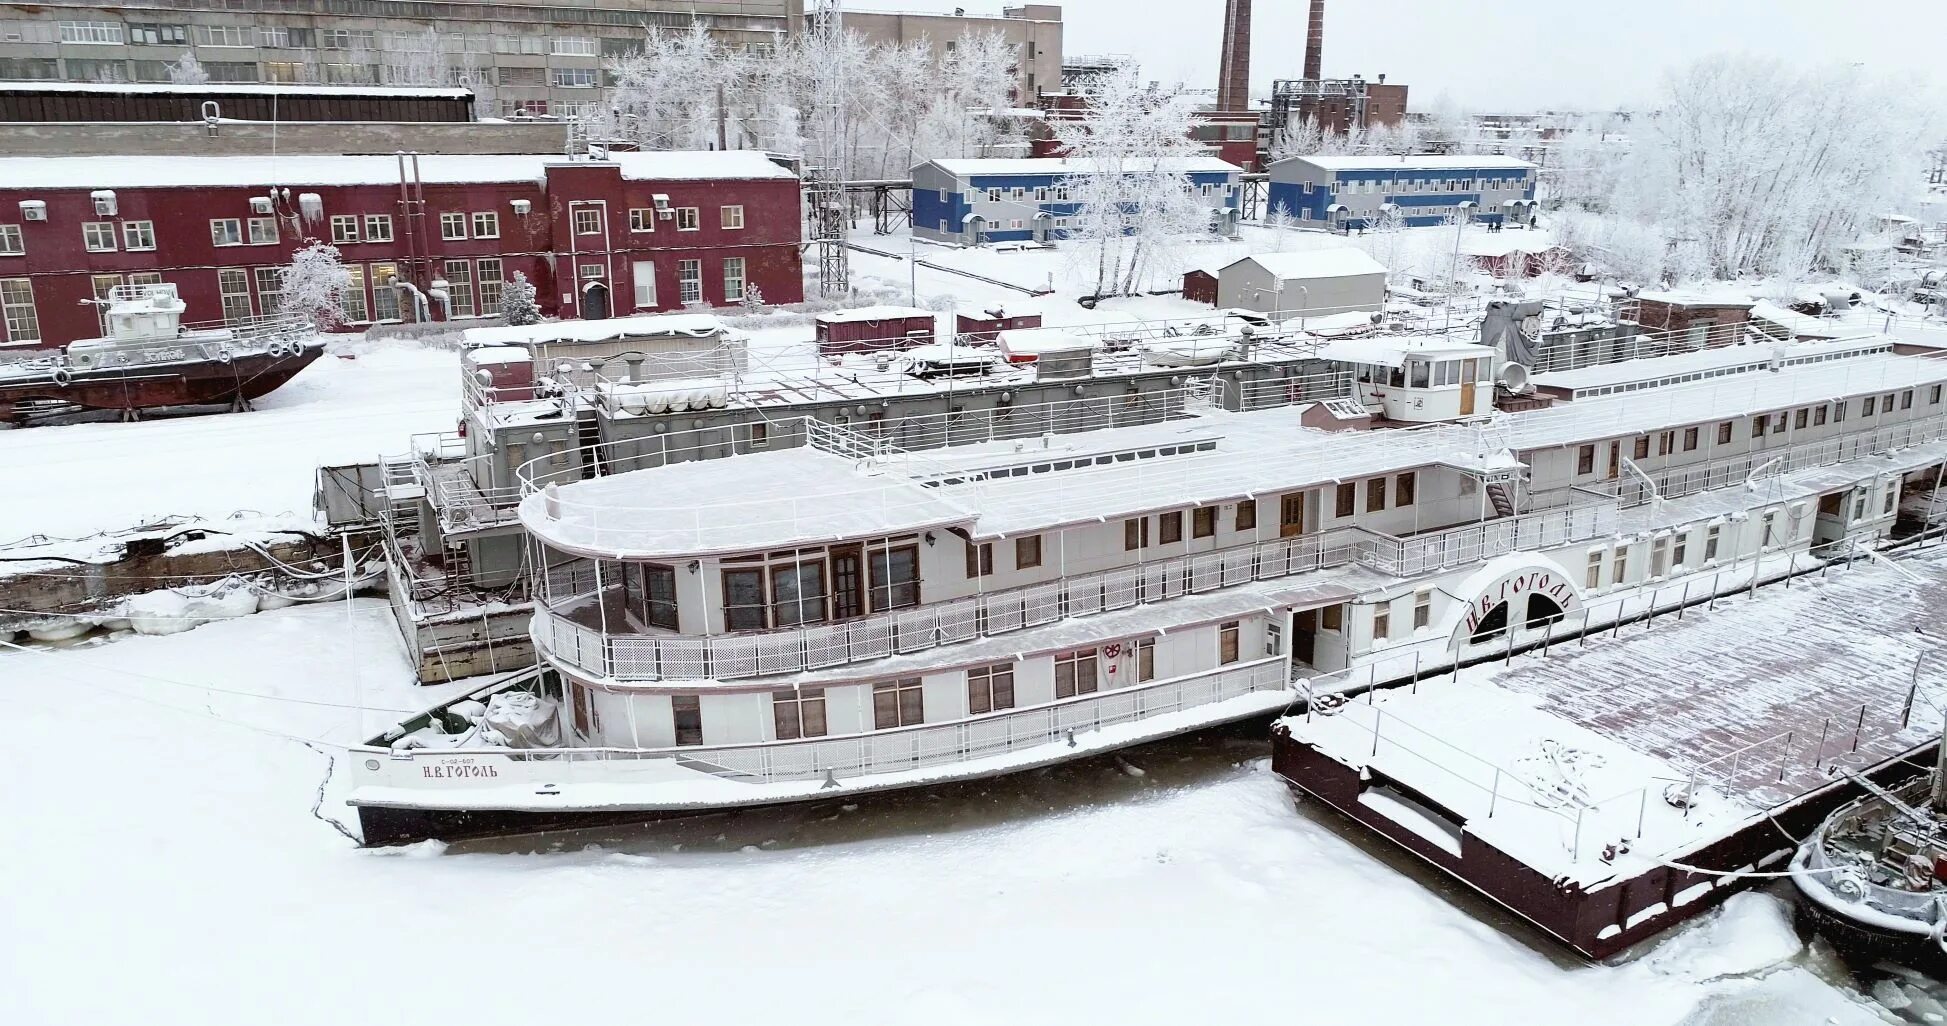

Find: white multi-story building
[348,328,1947,843]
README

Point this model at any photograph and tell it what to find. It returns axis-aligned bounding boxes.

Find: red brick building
[0,150,803,349]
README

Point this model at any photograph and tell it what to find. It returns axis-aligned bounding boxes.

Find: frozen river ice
[0,599,1900,1025]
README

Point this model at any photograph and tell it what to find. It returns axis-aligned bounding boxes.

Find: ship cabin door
[830,544,865,621]
[1278,491,1306,538]
[1292,608,1318,665]
[1459,358,1479,416]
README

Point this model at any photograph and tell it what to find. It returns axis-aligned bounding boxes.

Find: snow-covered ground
[0,339,458,543]
[0,598,1894,1025]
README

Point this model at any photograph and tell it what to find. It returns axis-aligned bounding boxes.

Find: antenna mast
[808,0,851,297]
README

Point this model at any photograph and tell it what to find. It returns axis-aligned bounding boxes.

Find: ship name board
[1462,569,1577,635]
[420,756,501,780]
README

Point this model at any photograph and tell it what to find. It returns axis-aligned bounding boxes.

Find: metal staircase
[1487,482,1517,518]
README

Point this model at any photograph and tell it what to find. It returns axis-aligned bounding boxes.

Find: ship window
[722,568,768,631]
[1834,400,1847,422]
[967,663,1015,715]
[965,540,994,578]
[1751,416,1766,439]
[1219,621,1241,664]
[1705,525,1721,560]
[1413,590,1431,629]
[873,678,925,729]
[1159,511,1183,544]
[1612,547,1630,585]
[627,563,678,630]
[1236,500,1257,532]
[1192,506,1217,539]
[1865,396,1877,416]
[672,696,702,746]
[869,545,920,610]
[1814,406,1828,426]
[1794,408,1808,430]
[1054,650,1099,698]
[1124,517,1149,550]
[1904,390,1915,410]
[1137,638,1156,682]
[770,559,828,627]
[1409,360,1429,388]
[1373,604,1390,641]
[1683,427,1699,451]
[1576,444,1595,475]
[1321,604,1343,631]
[1633,436,1650,460]
[772,688,827,740]
[1395,473,1415,506]
[1586,550,1602,589]
[1335,483,1356,518]
[1016,534,1042,569]
[1366,479,1386,513]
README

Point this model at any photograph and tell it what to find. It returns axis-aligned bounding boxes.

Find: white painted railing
[1622,412,1947,506]
[536,532,1364,682]
[1352,488,1622,577]
[356,657,1288,792]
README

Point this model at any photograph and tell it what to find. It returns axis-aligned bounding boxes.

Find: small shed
[1461,236,1570,279]
[815,306,938,356]
[955,308,1043,342]
[997,328,1099,379]
[1210,249,1389,319]
[1630,289,1754,340]
[1181,267,1221,306]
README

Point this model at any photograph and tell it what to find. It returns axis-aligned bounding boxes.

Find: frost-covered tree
[168,52,209,86]
[499,271,539,325]
[1052,67,1218,297]
[1562,55,1932,282]
[278,243,349,330]
[740,282,767,313]
[586,25,1024,178]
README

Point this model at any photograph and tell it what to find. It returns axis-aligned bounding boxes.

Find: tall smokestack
[1304,0,1325,81]
[1216,0,1252,111]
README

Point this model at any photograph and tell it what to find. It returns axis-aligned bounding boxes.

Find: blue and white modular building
[911,157,1245,246]
[1267,154,1538,231]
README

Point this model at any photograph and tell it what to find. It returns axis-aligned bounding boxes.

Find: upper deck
[519,336,1947,560]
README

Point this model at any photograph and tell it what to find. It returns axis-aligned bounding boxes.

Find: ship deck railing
[354,656,1289,793]
[535,529,1371,683]
[0,312,311,376]
[1347,485,1622,578]
[1622,410,1947,507]
[405,431,524,533]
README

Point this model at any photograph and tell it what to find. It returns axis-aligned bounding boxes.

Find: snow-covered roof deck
[461,313,734,349]
[815,306,935,324]
[1531,335,1894,396]
[1228,249,1388,280]
[517,341,1947,557]
[1278,154,1538,172]
[519,446,975,558]
[925,156,1243,178]
[1635,288,1757,308]
[0,81,472,98]
[0,150,794,190]
[1319,337,1496,368]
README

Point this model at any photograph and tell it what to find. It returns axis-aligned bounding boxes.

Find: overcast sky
[889,0,1939,110]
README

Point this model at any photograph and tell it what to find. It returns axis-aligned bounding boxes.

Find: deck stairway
[1487,482,1517,518]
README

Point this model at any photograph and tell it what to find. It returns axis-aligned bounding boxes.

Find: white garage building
[1195,249,1390,320]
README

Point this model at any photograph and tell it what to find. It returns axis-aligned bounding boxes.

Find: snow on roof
[997,328,1098,356]
[519,448,975,558]
[1531,335,1889,393]
[1458,235,1562,258]
[1281,674,1747,886]
[0,150,794,191]
[1635,288,1756,308]
[0,81,471,98]
[816,306,936,324]
[462,346,533,366]
[1748,301,1849,340]
[1226,249,1388,281]
[461,313,730,348]
[1278,154,1538,172]
[1319,337,1495,367]
[520,342,1947,554]
[925,156,1243,178]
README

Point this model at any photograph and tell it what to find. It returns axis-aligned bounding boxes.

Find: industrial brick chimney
[1216,0,1252,111]
[1303,0,1325,81]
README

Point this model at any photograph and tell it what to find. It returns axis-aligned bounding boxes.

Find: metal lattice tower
[808,0,850,297]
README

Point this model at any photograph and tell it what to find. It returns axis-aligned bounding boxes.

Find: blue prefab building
[1267,154,1539,232]
[911,156,1245,246]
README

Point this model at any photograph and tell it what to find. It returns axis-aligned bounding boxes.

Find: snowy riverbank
[0,599,1892,1025]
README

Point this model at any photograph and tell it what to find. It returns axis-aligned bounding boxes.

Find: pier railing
[352,657,1288,793]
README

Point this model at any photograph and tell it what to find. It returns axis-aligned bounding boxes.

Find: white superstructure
[349,329,1947,820]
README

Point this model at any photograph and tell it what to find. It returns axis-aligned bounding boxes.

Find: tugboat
[0,282,323,425]
[1791,736,1947,969]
